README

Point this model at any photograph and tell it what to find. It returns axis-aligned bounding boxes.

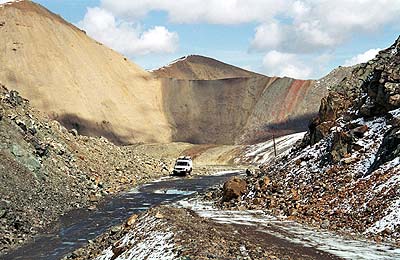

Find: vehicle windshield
[176,161,188,166]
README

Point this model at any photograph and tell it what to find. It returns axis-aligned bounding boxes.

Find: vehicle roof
[176,159,191,162]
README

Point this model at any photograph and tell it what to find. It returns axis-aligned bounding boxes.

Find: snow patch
[237,132,305,165]
[96,215,177,260]
[367,198,400,235]
[177,198,400,260]
[389,107,400,118]
[157,56,188,71]
[153,189,196,195]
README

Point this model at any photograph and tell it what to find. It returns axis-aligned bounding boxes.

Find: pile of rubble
[221,36,400,245]
[0,86,168,253]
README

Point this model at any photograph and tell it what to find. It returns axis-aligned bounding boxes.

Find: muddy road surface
[2,172,241,260]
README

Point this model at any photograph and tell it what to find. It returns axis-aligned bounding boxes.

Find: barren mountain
[0,0,171,144]
[155,56,331,144]
[0,0,332,145]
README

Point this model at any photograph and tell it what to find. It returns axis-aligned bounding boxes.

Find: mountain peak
[152,54,261,80]
[0,0,79,31]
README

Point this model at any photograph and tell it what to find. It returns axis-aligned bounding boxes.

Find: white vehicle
[172,156,193,176]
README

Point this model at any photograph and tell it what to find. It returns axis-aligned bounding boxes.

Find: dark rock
[32,139,50,157]
[351,125,368,138]
[309,120,335,145]
[28,126,37,135]
[111,245,128,260]
[15,119,27,132]
[309,92,353,145]
[329,131,353,163]
[6,90,24,107]
[369,126,400,173]
[69,128,78,136]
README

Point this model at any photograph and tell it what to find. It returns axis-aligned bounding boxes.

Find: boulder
[329,131,353,163]
[126,214,138,227]
[309,92,353,145]
[351,125,368,138]
[222,177,247,202]
[69,128,78,136]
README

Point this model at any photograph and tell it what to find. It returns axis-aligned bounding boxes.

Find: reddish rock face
[156,55,333,145]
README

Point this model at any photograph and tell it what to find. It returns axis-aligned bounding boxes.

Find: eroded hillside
[155,56,331,144]
[0,0,171,144]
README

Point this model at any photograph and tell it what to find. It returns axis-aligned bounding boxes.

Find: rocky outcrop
[309,37,400,145]
[358,39,400,117]
[370,125,400,172]
[227,36,400,244]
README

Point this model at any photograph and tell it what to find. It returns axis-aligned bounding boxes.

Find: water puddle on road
[2,171,242,260]
[153,189,196,195]
[177,198,400,260]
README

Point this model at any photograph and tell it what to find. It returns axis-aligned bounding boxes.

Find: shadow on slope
[243,113,317,145]
[55,113,148,145]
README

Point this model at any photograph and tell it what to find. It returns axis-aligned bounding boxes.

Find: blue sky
[29,1,400,79]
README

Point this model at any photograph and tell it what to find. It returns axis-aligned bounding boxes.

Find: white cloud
[251,0,400,54]
[344,48,381,66]
[81,0,399,78]
[100,0,400,53]
[251,20,339,53]
[262,50,312,79]
[78,7,178,56]
[251,22,283,50]
[100,0,289,24]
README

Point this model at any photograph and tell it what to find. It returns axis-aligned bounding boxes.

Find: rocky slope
[220,36,400,244]
[0,85,169,254]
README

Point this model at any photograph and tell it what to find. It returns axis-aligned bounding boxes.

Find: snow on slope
[236,132,305,165]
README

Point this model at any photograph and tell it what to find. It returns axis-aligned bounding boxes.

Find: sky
[4,0,400,79]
